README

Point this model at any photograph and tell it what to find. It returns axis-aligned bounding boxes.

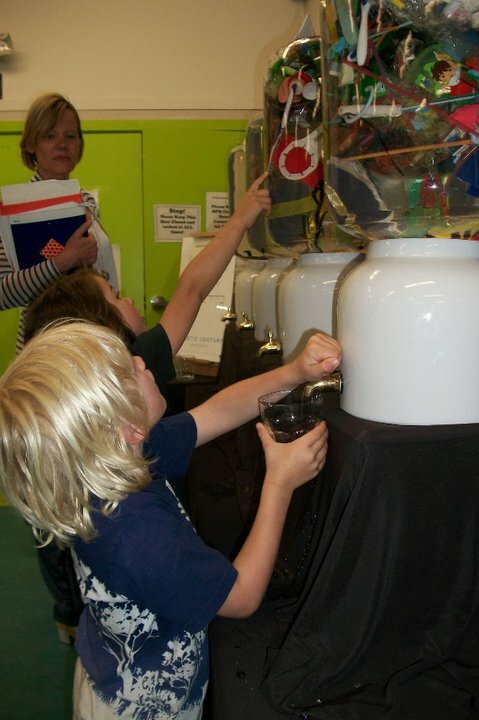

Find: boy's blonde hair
[0,322,152,545]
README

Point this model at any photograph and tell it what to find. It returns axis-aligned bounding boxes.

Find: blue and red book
[0,179,86,270]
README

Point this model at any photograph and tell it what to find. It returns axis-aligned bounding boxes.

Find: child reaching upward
[24,171,271,396]
[0,321,340,720]
[21,173,270,645]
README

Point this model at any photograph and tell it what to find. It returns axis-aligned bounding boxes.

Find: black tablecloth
[208,409,479,720]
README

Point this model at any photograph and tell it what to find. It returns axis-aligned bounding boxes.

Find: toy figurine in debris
[264,16,338,254]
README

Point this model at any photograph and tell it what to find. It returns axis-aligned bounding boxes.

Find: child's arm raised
[160,173,271,355]
[189,332,341,446]
[218,419,328,617]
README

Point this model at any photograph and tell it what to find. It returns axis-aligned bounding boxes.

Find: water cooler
[214,7,479,720]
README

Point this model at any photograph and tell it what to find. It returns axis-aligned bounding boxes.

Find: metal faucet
[239,312,254,330]
[302,370,343,398]
[258,330,282,356]
[222,307,237,322]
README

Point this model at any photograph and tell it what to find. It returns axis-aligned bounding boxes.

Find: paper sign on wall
[206,192,230,231]
[154,204,201,242]
[177,234,236,362]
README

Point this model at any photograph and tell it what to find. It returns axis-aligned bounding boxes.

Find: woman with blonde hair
[0,92,118,343]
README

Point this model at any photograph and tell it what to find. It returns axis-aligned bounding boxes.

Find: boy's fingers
[250,171,269,190]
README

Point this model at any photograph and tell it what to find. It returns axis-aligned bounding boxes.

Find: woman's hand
[257,420,329,496]
[53,215,98,273]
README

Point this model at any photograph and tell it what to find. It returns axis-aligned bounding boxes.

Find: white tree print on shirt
[73,554,206,719]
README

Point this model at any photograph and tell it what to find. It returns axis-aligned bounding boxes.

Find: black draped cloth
[208,405,479,719]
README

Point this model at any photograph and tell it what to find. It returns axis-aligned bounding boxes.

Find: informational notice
[206,192,230,231]
[154,204,201,242]
[177,235,236,362]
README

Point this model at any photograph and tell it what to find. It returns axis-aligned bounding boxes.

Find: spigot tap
[302,370,343,399]
[258,330,282,356]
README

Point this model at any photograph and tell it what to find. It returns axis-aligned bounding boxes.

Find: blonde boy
[0,321,340,720]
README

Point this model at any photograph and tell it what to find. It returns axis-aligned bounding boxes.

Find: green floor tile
[0,507,76,719]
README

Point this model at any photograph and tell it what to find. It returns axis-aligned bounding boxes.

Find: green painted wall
[0,118,247,374]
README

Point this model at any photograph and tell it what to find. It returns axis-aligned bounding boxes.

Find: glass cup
[258,388,324,443]
[173,356,194,381]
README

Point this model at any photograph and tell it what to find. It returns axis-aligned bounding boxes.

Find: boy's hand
[232,172,271,230]
[293,332,341,385]
[257,420,328,494]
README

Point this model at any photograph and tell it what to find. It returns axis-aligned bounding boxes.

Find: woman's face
[95,276,148,336]
[31,109,82,180]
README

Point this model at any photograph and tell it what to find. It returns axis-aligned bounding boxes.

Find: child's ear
[123,424,146,446]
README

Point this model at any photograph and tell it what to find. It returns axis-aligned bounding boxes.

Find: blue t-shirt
[73,412,237,719]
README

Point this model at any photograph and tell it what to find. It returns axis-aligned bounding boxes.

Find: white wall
[0,0,319,116]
